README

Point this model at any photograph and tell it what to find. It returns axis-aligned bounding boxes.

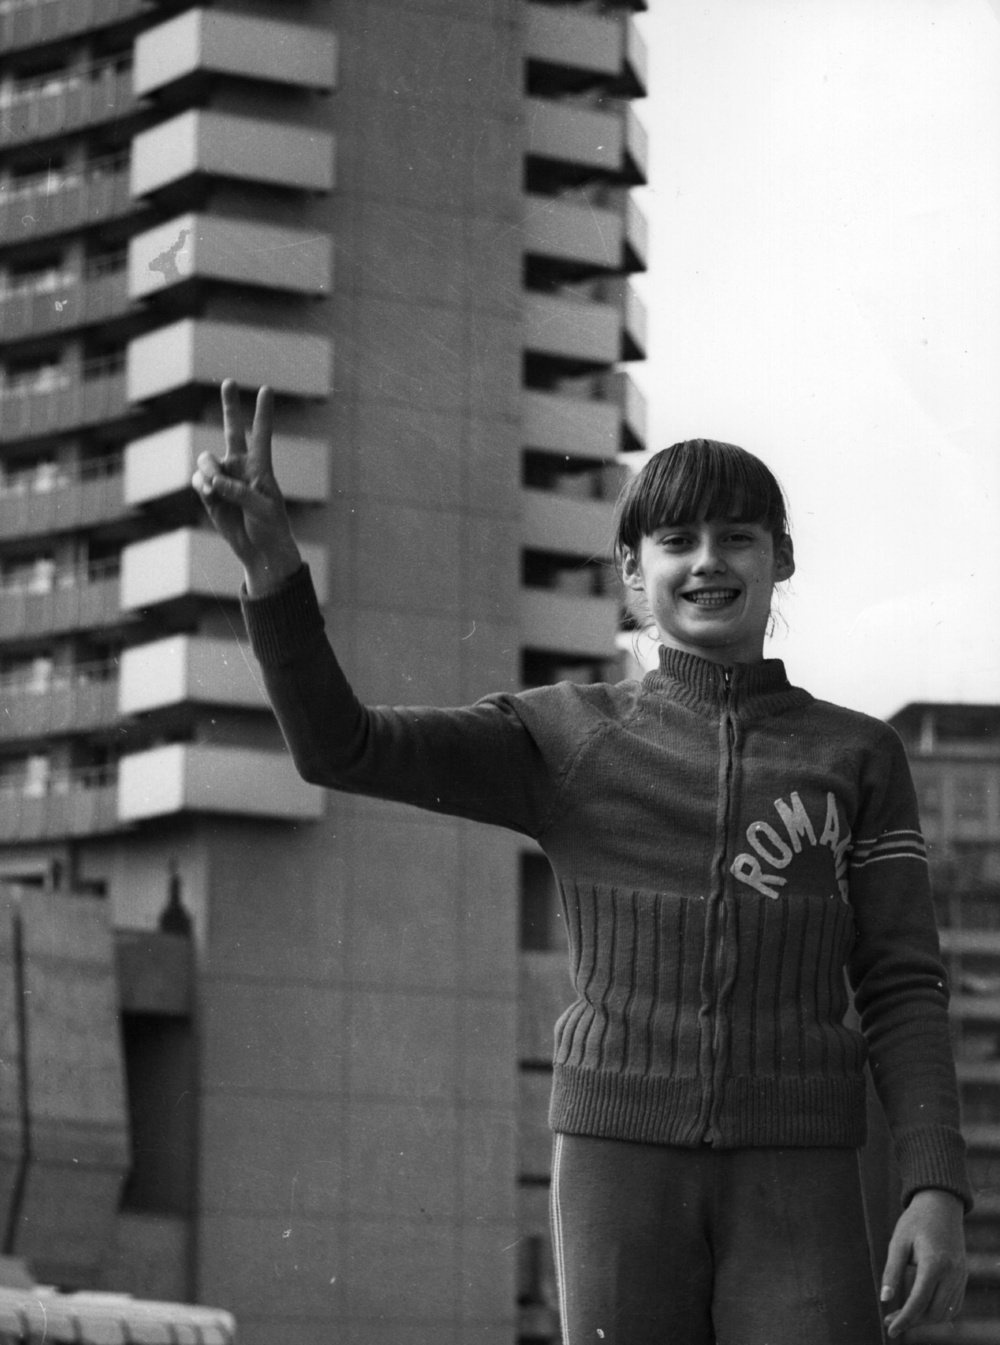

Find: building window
[956,775,988,825]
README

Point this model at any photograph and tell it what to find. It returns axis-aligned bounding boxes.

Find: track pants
[550,1134,885,1345]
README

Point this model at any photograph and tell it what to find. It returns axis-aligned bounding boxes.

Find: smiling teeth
[685,590,738,607]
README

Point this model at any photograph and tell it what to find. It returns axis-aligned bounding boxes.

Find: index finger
[221,378,249,462]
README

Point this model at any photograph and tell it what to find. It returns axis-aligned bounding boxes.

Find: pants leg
[550,1137,885,1345]
[711,1149,885,1345]
[550,1133,714,1345]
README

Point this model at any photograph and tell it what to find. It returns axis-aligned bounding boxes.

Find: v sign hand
[192,380,302,597]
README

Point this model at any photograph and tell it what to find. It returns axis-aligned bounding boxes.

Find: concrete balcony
[118,635,267,716]
[0,264,129,342]
[0,359,128,444]
[0,567,125,642]
[135,8,336,98]
[626,103,649,184]
[625,193,649,271]
[0,0,145,56]
[117,743,324,823]
[0,158,131,246]
[0,772,119,842]
[522,388,621,461]
[0,458,125,540]
[956,1060,1000,1086]
[525,96,647,185]
[598,368,648,452]
[519,588,620,657]
[524,292,621,368]
[0,64,138,149]
[119,528,328,612]
[951,995,1000,1024]
[524,4,647,96]
[522,487,614,559]
[523,193,622,271]
[941,930,1000,956]
[597,275,648,360]
[126,319,332,404]
[124,423,328,507]
[0,665,119,741]
[129,213,331,301]
[131,110,335,199]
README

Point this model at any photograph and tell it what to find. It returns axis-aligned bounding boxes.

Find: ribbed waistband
[549,1064,868,1149]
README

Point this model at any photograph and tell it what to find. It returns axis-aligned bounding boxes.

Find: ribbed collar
[642,644,806,716]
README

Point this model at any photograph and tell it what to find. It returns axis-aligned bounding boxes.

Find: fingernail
[880,1286,892,1302]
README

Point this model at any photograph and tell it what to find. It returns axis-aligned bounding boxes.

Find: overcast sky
[633,0,1000,719]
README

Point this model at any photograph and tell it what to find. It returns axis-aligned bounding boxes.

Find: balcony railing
[524,291,622,368]
[524,4,647,97]
[123,423,328,506]
[0,263,129,341]
[0,355,129,444]
[118,743,324,823]
[0,155,132,245]
[134,8,336,98]
[0,453,125,538]
[0,559,125,640]
[524,193,623,271]
[131,109,335,199]
[129,213,331,301]
[127,319,332,403]
[522,388,622,461]
[525,96,647,185]
[0,0,146,57]
[0,766,119,841]
[522,488,614,559]
[520,588,620,658]
[0,662,119,739]
[0,62,138,149]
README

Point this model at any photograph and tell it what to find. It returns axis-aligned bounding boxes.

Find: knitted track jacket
[243,566,971,1210]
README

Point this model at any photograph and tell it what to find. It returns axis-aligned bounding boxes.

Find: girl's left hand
[881,1188,967,1338]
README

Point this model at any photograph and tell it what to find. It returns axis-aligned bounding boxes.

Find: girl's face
[622,518,795,665]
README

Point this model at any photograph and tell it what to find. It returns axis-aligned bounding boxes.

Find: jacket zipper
[703,666,737,1142]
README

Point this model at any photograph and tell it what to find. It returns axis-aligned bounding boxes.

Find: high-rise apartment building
[0,2,648,1341]
[891,702,1000,1345]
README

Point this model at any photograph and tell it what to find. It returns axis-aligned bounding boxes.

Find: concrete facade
[0,2,647,1341]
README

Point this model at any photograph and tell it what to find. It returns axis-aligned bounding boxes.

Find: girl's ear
[621,548,645,592]
[774,533,795,583]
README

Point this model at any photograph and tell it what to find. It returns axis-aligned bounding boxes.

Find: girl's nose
[691,539,726,573]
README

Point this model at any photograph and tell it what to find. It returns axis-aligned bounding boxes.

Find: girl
[194,380,969,1345]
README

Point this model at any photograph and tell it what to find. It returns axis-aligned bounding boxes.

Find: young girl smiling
[195,381,968,1345]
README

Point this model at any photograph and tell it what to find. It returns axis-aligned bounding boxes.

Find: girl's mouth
[682,589,740,608]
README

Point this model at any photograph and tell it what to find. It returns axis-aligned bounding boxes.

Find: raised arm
[192,380,302,596]
[191,381,561,838]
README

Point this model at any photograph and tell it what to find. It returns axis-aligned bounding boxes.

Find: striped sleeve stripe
[850,829,927,869]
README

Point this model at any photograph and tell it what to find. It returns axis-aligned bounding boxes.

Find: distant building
[0,2,647,1342]
[890,702,1000,1341]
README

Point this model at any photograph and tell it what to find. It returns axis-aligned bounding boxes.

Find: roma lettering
[730,790,851,903]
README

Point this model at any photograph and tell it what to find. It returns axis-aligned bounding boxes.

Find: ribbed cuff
[241,564,325,667]
[895,1125,974,1213]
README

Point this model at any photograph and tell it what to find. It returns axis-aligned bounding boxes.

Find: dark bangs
[613,439,789,567]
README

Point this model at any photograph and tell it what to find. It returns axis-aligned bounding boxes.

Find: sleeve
[846,724,972,1211]
[240,564,559,838]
